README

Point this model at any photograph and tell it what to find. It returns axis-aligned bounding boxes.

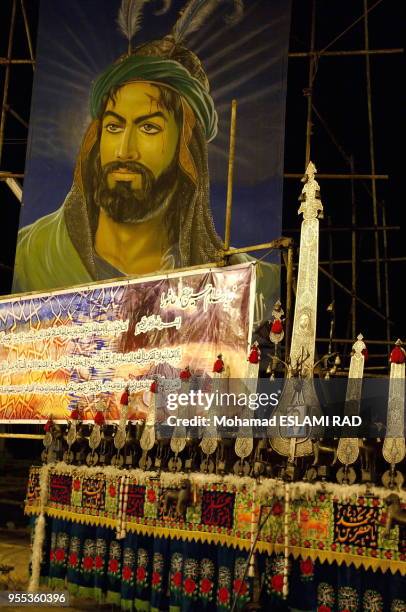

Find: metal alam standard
[0,2,405,612]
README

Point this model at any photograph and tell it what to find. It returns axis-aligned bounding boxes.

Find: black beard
[94,159,178,224]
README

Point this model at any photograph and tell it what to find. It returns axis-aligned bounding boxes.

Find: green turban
[90,54,218,142]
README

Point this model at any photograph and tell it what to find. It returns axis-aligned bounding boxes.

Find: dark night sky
[0,0,404,349]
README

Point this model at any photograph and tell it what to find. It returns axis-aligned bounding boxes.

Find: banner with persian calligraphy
[0,263,255,423]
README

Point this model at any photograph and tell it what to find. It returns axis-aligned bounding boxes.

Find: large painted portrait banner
[0,263,255,422]
[13,0,291,309]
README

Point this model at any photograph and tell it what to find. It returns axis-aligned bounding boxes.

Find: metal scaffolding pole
[20,0,35,72]
[304,0,316,167]
[364,0,382,309]
[285,245,294,355]
[224,100,237,252]
[318,265,393,325]
[350,157,357,339]
[289,48,403,57]
[0,0,17,166]
[284,173,388,180]
[381,202,391,347]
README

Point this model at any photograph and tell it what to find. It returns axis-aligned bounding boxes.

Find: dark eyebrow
[103,110,168,125]
[103,110,125,123]
[134,111,167,125]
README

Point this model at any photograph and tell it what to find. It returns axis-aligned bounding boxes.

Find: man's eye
[105,124,123,133]
[140,123,161,135]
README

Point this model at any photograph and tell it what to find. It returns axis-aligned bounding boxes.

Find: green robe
[13,189,280,327]
[14,204,93,293]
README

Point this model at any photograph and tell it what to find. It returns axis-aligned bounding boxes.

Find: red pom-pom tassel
[44,418,53,433]
[150,381,157,393]
[180,367,191,380]
[213,355,224,373]
[94,411,105,426]
[248,347,260,364]
[390,346,405,364]
[70,408,80,420]
[271,319,283,334]
[120,389,129,405]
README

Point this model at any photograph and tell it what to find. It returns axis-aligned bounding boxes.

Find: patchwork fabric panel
[201,491,235,529]
[49,475,72,506]
[126,485,146,518]
[81,477,105,511]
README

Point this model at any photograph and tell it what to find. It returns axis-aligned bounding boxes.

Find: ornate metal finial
[302,161,317,181]
[352,333,366,355]
[298,161,323,220]
[269,300,285,346]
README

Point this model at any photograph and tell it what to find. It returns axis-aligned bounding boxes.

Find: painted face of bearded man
[76,48,223,267]
[94,81,182,225]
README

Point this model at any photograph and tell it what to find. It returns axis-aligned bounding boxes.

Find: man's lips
[110,170,140,180]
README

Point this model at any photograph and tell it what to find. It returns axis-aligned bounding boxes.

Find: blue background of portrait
[17,0,290,266]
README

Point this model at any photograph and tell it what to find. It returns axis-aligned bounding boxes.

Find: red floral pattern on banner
[83,556,94,571]
[122,566,133,581]
[233,578,248,596]
[218,587,230,604]
[301,558,313,574]
[147,488,156,503]
[184,577,197,594]
[172,571,182,588]
[68,552,78,567]
[109,558,119,573]
[300,557,314,581]
[272,501,284,516]
[200,577,213,595]
[271,574,284,592]
[136,566,146,582]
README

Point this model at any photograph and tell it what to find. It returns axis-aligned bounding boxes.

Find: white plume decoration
[117,0,150,51]
[172,0,244,43]
[172,0,220,43]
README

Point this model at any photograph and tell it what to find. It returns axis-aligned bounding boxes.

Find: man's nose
[116,126,140,160]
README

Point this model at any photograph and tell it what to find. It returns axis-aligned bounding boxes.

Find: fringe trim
[27,463,51,592]
[254,543,406,576]
[25,509,406,575]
